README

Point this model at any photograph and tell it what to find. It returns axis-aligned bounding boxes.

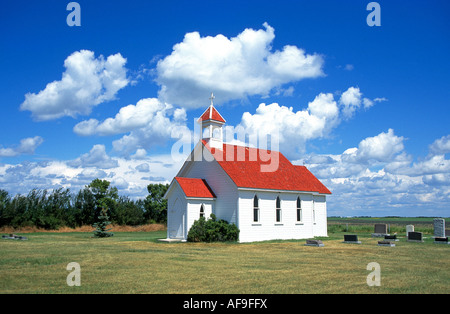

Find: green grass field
[1,218,449,294]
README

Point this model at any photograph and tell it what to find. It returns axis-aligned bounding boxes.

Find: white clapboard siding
[312,195,328,237]
[166,184,187,239]
[237,190,327,242]
[180,146,239,226]
[186,200,213,233]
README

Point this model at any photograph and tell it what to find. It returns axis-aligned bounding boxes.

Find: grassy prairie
[0,227,449,294]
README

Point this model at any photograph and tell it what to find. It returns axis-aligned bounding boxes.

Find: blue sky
[0,0,449,216]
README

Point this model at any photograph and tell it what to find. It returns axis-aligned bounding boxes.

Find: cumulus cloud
[0,152,182,198]
[296,131,450,216]
[343,129,405,163]
[73,98,185,137]
[156,23,324,107]
[0,136,44,157]
[20,50,129,121]
[234,87,378,157]
[429,135,450,155]
[67,144,118,169]
[339,87,375,118]
[73,98,187,156]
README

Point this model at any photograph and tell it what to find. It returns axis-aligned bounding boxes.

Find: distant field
[1,223,449,294]
[328,216,449,234]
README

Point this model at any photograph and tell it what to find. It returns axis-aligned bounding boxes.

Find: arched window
[275,196,281,222]
[253,195,259,222]
[296,197,302,222]
[200,204,205,218]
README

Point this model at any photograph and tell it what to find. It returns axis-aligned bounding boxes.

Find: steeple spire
[209,92,215,107]
[198,93,225,149]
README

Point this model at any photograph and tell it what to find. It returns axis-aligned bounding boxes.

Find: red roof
[202,140,331,194]
[198,105,226,123]
[175,177,216,198]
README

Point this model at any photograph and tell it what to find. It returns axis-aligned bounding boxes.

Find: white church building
[164,98,331,243]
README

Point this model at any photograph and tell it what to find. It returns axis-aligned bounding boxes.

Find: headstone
[2,234,27,240]
[433,218,446,238]
[406,225,414,236]
[434,237,449,244]
[407,231,423,242]
[384,234,398,241]
[378,240,395,247]
[305,239,324,247]
[343,234,361,244]
[372,224,388,237]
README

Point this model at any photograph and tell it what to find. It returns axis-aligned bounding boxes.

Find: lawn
[0,225,449,294]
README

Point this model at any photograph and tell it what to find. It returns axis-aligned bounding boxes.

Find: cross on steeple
[209,92,215,106]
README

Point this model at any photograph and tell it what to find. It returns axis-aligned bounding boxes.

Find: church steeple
[197,93,225,149]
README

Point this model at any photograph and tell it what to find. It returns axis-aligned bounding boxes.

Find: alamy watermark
[366,2,381,27]
[66,262,81,286]
[366,262,381,286]
[170,119,280,173]
[66,2,81,27]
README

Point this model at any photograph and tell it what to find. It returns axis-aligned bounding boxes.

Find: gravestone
[378,240,395,247]
[433,218,446,238]
[434,237,449,244]
[343,234,361,244]
[406,225,414,237]
[305,239,324,247]
[372,224,388,237]
[2,234,28,240]
[407,231,423,242]
[384,234,398,241]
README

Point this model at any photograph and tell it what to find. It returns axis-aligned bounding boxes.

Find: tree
[144,183,169,223]
[92,201,114,238]
[0,189,10,227]
[87,179,118,221]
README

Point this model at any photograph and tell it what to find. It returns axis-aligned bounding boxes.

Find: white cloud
[135,163,150,172]
[20,50,129,121]
[0,151,182,198]
[343,129,405,163]
[74,98,184,136]
[0,136,44,157]
[429,135,450,155]
[297,131,450,216]
[67,144,118,169]
[235,87,377,157]
[74,98,187,156]
[156,23,324,108]
[339,87,375,118]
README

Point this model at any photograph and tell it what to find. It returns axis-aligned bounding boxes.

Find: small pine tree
[92,204,114,238]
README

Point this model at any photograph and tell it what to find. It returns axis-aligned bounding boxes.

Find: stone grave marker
[384,234,398,241]
[434,237,449,244]
[433,218,446,238]
[305,239,324,247]
[2,234,28,240]
[406,225,414,237]
[343,234,361,244]
[372,224,388,237]
[407,231,423,242]
[378,240,395,247]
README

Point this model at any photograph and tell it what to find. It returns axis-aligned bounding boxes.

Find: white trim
[237,186,328,196]
[186,197,216,201]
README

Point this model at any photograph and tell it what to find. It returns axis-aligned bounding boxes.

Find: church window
[296,197,302,222]
[253,195,259,222]
[276,196,281,222]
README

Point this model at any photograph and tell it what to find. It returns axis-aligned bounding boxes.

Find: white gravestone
[434,218,445,238]
[406,225,414,237]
